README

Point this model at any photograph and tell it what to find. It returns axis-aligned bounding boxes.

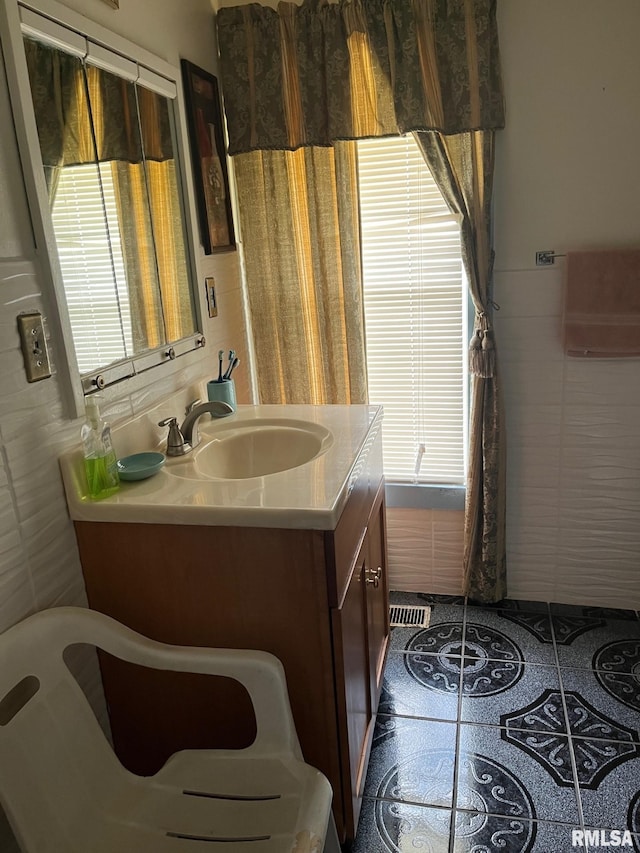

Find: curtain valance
[24,39,174,168]
[216,0,504,156]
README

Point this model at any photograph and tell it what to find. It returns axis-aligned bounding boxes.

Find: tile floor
[353,591,640,853]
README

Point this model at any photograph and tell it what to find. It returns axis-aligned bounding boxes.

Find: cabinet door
[332,537,370,835]
[366,493,390,711]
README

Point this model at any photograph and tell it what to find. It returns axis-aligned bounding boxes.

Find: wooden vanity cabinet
[75,479,389,842]
[330,492,389,832]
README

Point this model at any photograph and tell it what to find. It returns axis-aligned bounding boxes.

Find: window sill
[385,482,465,511]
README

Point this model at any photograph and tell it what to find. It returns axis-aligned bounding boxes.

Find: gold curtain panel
[234,143,368,405]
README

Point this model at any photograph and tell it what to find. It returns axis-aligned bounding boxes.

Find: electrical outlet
[205,277,218,318]
[17,312,51,382]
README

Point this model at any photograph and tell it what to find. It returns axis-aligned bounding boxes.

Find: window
[51,163,134,373]
[357,135,466,485]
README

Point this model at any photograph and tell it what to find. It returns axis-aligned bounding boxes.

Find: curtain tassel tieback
[469,328,495,378]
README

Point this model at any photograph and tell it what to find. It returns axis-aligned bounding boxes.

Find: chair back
[0,608,134,852]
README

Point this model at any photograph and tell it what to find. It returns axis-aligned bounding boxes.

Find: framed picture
[180,60,235,254]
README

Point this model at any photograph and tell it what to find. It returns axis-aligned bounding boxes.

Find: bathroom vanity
[61,400,389,841]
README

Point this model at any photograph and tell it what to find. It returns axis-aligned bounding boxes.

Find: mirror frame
[0,0,206,417]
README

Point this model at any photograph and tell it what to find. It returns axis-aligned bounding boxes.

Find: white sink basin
[169,418,333,480]
[59,403,384,528]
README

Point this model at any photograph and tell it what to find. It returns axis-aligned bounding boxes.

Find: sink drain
[389,605,431,628]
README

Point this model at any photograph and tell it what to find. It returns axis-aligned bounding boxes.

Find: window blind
[357,135,465,484]
[51,163,133,373]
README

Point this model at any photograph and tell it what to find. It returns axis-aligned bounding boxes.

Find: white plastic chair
[0,606,341,853]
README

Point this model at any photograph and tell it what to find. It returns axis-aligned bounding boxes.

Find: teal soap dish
[117,451,165,481]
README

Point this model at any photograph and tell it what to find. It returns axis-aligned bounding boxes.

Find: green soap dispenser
[81,396,120,500]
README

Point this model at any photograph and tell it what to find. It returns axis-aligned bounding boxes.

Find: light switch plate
[535,251,555,266]
[17,312,51,382]
[205,277,218,318]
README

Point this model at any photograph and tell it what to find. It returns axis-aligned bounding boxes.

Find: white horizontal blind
[51,163,133,373]
[357,135,465,484]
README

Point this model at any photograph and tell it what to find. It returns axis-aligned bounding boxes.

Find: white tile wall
[495,266,640,608]
[386,508,464,595]
[492,0,640,607]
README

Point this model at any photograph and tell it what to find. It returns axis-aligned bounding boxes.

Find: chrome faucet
[158,400,233,457]
[181,401,233,447]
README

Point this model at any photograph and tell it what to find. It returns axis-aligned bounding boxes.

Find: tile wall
[386,509,464,595]
[495,266,640,608]
[492,0,640,609]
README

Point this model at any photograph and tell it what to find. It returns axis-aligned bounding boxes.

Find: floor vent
[389,605,431,629]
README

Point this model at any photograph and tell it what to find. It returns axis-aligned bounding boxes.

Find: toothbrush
[224,349,235,380]
[224,356,239,381]
[217,349,224,382]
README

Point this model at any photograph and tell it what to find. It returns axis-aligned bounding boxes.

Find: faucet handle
[158,416,190,457]
[185,398,201,414]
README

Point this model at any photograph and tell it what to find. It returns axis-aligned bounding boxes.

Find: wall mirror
[1,2,203,411]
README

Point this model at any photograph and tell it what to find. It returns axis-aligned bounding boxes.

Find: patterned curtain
[24,40,174,170]
[217,0,504,154]
[415,130,506,602]
[217,0,507,600]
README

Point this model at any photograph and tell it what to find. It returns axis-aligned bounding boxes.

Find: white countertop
[59,402,383,529]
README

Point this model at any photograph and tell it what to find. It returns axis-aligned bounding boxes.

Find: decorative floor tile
[463,608,556,666]
[500,687,567,735]
[559,669,640,742]
[362,716,457,808]
[460,664,563,730]
[389,604,465,654]
[457,724,580,824]
[595,671,640,716]
[576,741,640,830]
[381,651,460,721]
[552,615,607,648]
[573,737,640,791]
[592,637,640,681]
[468,598,550,616]
[354,593,640,851]
[452,814,576,852]
[554,618,640,670]
[353,798,451,853]
[550,602,639,623]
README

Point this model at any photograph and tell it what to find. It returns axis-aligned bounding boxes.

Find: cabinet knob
[366,566,382,588]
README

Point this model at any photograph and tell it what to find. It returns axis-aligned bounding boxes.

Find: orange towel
[563,249,640,357]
